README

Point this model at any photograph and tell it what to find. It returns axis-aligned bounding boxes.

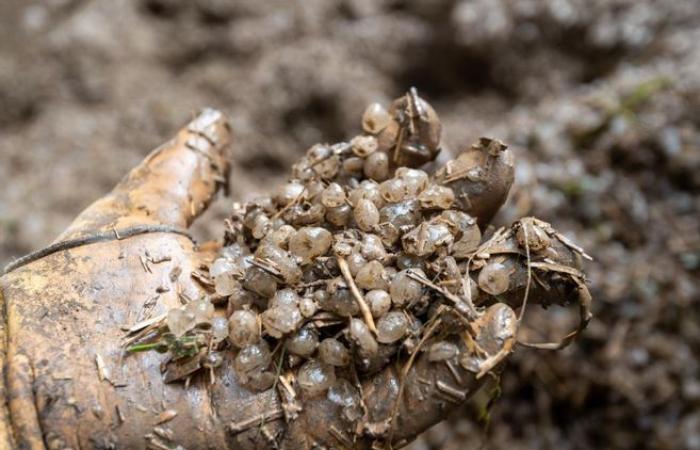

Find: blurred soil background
[0,0,698,448]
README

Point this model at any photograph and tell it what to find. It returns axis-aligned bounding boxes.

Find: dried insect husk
[261,305,303,338]
[434,137,514,227]
[360,233,388,262]
[297,359,336,396]
[274,181,306,207]
[243,265,278,298]
[289,226,332,264]
[418,184,455,210]
[366,289,392,319]
[228,309,260,348]
[354,198,380,232]
[351,135,378,158]
[473,224,587,310]
[459,303,517,373]
[354,341,398,374]
[452,223,482,259]
[379,199,422,230]
[349,318,378,357]
[363,150,391,182]
[319,338,351,367]
[255,243,302,285]
[325,278,361,317]
[234,341,272,384]
[390,269,425,307]
[321,182,346,208]
[262,224,296,250]
[362,102,391,135]
[428,341,459,362]
[286,326,319,357]
[327,378,363,422]
[376,311,409,344]
[402,221,453,257]
[283,203,326,226]
[299,296,318,318]
[477,256,516,296]
[515,217,553,253]
[376,90,442,169]
[396,168,429,197]
[355,260,389,291]
[325,204,352,227]
[348,180,384,208]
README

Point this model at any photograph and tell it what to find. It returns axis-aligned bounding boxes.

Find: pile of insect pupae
[136,89,592,413]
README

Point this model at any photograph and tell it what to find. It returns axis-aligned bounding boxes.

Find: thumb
[55,108,231,242]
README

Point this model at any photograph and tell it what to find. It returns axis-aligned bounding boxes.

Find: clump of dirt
[126,92,592,448]
[1,0,698,449]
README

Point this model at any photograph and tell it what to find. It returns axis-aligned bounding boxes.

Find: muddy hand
[0,110,235,449]
[0,110,517,450]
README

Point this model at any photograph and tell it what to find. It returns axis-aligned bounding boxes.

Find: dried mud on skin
[2,0,699,449]
[127,92,592,449]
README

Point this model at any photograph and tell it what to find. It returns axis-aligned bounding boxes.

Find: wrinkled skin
[0,110,516,449]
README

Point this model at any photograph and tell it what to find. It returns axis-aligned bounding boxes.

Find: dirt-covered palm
[0,109,522,450]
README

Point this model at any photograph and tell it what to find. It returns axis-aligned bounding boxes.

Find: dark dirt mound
[1,1,698,449]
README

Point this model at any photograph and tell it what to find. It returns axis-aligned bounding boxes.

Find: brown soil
[1,1,698,449]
